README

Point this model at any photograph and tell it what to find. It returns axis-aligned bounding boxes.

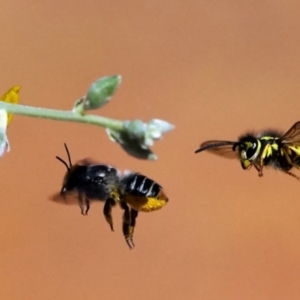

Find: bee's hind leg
[120,201,135,249]
[128,209,138,246]
[284,170,300,181]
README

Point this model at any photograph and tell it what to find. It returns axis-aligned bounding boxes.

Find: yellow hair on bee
[123,190,169,212]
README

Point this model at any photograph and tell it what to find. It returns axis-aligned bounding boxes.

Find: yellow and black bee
[195,121,300,180]
[55,144,169,249]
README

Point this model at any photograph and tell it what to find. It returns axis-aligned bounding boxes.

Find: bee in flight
[55,144,169,249]
[195,121,300,180]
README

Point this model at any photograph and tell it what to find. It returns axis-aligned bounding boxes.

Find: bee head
[56,143,75,194]
[233,136,261,170]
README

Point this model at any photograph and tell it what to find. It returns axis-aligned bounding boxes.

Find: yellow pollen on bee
[123,191,169,212]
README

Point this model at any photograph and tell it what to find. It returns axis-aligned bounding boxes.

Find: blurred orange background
[1,1,300,299]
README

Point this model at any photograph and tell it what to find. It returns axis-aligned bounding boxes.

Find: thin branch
[0,102,124,132]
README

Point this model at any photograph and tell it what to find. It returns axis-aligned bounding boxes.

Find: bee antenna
[56,156,70,171]
[55,143,73,171]
[63,143,73,168]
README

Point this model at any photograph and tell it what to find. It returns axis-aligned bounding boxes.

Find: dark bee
[195,121,300,180]
[118,172,169,248]
[56,144,169,249]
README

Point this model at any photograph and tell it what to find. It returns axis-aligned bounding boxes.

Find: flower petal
[0,86,21,125]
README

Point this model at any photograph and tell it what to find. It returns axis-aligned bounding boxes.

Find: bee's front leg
[78,193,89,215]
[254,164,264,177]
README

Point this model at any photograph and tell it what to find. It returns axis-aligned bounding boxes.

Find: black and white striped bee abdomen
[120,173,161,198]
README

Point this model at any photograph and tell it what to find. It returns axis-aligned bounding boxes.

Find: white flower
[0,109,10,157]
[106,118,175,160]
[144,119,175,148]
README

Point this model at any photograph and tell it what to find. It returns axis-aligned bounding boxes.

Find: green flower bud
[106,128,157,160]
[84,75,121,110]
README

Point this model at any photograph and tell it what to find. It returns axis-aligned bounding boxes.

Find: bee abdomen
[122,173,161,197]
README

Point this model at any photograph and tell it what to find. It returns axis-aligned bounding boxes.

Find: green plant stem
[0,102,124,131]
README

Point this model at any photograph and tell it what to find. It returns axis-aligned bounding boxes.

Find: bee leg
[103,198,115,231]
[280,151,300,180]
[85,198,90,215]
[254,164,263,177]
[129,209,138,246]
[78,193,89,216]
[290,163,300,171]
[284,171,300,181]
[120,201,134,249]
[281,153,300,180]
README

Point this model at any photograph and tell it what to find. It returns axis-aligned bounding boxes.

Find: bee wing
[76,157,100,166]
[50,192,80,206]
[76,159,118,173]
[281,121,300,144]
[195,140,238,159]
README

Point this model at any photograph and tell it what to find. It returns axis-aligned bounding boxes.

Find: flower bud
[84,76,121,111]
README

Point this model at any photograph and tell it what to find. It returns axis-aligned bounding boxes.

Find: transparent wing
[49,191,80,206]
[76,158,117,172]
[76,158,101,166]
[281,121,300,144]
[195,140,238,159]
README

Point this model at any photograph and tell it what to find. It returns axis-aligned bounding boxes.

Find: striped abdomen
[120,173,169,212]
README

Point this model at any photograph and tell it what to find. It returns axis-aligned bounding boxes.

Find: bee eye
[245,142,257,158]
